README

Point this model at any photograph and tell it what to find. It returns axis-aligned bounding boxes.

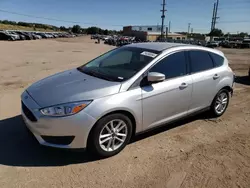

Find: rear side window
[209,52,224,67]
[189,50,214,73]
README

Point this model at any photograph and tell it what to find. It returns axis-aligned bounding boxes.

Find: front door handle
[213,74,220,79]
[179,83,188,89]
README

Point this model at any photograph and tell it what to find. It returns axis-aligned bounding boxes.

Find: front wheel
[210,89,230,117]
[88,113,133,158]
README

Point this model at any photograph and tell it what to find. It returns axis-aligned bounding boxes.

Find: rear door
[187,50,218,113]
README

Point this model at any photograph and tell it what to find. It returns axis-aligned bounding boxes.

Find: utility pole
[188,23,191,34]
[210,1,219,42]
[214,0,220,29]
[166,27,168,38]
[188,23,191,38]
[211,2,216,31]
[168,21,171,33]
[160,0,166,40]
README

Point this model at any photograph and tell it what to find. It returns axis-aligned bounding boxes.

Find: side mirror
[147,72,165,83]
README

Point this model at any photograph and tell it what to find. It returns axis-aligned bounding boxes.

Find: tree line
[0,20,248,37]
[208,28,248,37]
[0,20,121,35]
[0,20,58,30]
[70,25,122,35]
[179,28,248,38]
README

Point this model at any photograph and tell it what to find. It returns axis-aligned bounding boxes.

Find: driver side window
[149,51,187,80]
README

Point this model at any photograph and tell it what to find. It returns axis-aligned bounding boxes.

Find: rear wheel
[88,113,132,157]
[210,89,230,117]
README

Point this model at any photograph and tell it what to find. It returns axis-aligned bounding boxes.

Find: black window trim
[128,49,189,90]
[187,49,215,75]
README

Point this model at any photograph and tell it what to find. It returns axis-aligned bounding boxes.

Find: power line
[0,7,248,33]
[0,9,81,24]
[219,20,250,23]
[0,9,125,27]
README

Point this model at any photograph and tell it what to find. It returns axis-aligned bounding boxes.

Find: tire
[210,89,230,117]
[88,113,133,158]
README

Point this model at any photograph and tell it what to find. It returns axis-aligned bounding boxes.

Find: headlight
[40,101,91,117]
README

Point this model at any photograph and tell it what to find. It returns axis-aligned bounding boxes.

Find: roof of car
[127,42,188,51]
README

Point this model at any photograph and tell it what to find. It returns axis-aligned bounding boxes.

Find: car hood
[26,68,121,107]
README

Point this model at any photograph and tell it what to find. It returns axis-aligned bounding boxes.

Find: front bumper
[21,91,96,149]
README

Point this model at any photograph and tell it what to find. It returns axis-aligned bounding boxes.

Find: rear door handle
[213,74,220,79]
[179,83,188,89]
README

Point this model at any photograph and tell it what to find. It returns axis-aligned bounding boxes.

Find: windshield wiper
[77,67,115,81]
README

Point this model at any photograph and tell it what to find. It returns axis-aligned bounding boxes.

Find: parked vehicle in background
[18,33,26,40]
[206,41,219,48]
[36,32,47,39]
[0,31,15,41]
[91,34,100,40]
[220,41,231,48]
[0,30,75,41]
[26,32,35,40]
[30,32,41,39]
[44,33,53,38]
[241,39,250,49]
[15,31,32,40]
[5,31,20,40]
[21,42,234,157]
[53,33,59,38]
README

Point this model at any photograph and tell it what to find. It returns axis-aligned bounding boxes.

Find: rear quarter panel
[215,56,234,94]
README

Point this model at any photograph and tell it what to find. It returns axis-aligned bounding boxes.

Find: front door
[141,51,192,130]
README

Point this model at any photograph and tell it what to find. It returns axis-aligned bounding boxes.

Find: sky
[0,0,249,34]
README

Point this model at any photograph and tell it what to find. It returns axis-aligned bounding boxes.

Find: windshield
[77,47,160,82]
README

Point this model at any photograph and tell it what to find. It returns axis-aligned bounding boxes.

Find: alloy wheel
[215,92,228,114]
[99,119,128,152]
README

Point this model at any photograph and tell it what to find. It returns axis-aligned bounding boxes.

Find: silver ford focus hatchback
[21,43,234,157]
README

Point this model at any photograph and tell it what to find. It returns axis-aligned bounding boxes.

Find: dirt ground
[0,36,250,188]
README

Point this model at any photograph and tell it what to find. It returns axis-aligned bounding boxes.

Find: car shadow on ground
[0,115,98,167]
[130,112,211,144]
[235,75,250,86]
[0,113,211,167]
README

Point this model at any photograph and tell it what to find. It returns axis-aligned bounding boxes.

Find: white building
[131,25,162,33]
[123,25,187,41]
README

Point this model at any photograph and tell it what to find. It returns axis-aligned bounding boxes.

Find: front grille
[41,136,75,145]
[22,102,37,122]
